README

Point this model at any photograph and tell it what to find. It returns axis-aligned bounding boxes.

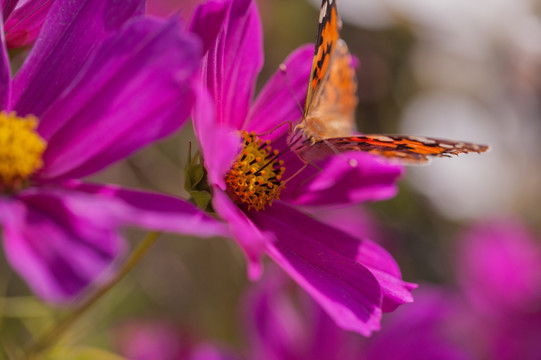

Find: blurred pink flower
[243,268,364,360]
[188,0,415,336]
[115,321,241,360]
[241,219,541,359]
[455,219,541,360]
[242,268,467,360]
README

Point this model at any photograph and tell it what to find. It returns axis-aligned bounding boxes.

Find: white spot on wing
[319,2,328,22]
[408,136,436,144]
[368,135,394,142]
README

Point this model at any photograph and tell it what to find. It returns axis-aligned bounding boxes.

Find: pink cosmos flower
[115,321,241,360]
[362,287,470,360]
[188,0,415,336]
[0,0,227,303]
[243,270,468,360]
[2,0,57,48]
[455,219,541,360]
[359,219,541,360]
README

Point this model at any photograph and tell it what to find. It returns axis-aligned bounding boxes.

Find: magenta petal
[212,188,270,279]
[1,189,126,303]
[36,17,201,181]
[190,344,242,360]
[350,239,415,312]
[310,207,416,312]
[2,0,19,19]
[311,206,384,241]
[251,202,388,336]
[365,288,469,360]
[64,181,229,239]
[457,219,541,315]
[281,152,403,207]
[12,0,144,117]
[0,22,10,109]
[201,0,263,129]
[116,322,188,360]
[245,44,313,140]
[243,267,361,360]
[0,197,16,225]
[192,85,240,189]
[243,271,310,360]
[4,0,55,49]
[189,0,228,54]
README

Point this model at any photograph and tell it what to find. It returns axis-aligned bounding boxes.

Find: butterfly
[287,0,489,164]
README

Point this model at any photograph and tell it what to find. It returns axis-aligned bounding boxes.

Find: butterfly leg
[280,156,329,200]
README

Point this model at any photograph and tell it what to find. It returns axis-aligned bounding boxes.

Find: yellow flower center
[225,131,285,211]
[0,111,46,192]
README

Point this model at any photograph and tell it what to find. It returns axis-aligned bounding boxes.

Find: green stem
[24,231,161,359]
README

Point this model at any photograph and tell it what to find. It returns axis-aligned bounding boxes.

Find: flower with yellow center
[225,131,285,211]
[0,112,46,192]
[189,0,412,339]
[0,0,213,307]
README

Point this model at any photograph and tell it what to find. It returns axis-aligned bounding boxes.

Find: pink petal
[4,0,55,49]
[0,17,10,109]
[63,181,229,239]
[280,152,403,207]
[1,189,126,303]
[192,85,240,189]
[245,44,313,141]
[12,0,144,117]
[251,202,394,336]
[198,0,263,129]
[457,219,541,315]
[35,17,201,181]
[212,188,270,279]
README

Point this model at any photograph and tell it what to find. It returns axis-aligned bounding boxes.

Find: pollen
[0,111,46,192]
[225,131,286,211]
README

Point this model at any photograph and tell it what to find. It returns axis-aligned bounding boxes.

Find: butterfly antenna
[280,63,304,116]
[254,120,292,137]
[252,64,303,138]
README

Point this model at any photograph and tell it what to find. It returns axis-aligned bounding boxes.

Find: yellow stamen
[225,131,286,211]
[0,111,46,191]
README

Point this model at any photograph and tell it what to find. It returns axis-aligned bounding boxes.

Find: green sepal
[184,143,214,212]
[189,190,212,210]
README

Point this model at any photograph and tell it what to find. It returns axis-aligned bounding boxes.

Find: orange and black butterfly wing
[301,0,358,140]
[303,40,358,139]
[297,1,489,165]
[304,0,340,118]
[305,135,489,164]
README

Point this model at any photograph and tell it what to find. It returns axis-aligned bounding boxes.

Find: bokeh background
[2,0,541,358]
